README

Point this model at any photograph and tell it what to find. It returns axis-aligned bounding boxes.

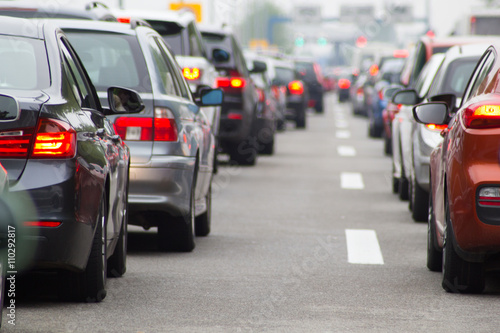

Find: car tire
[427,189,442,272]
[295,107,306,129]
[107,212,127,278]
[158,181,196,252]
[60,193,107,302]
[442,200,485,293]
[229,136,258,166]
[260,137,274,155]
[383,131,392,156]
[314,100,324,113]
[411,175,429,222]
[195,184,211,237]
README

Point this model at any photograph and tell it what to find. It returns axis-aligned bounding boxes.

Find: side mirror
[392,88,419,105]
[212,48,230,63]
[198,88,224,106]
[429,93,457,113]
[250,60,267,74]
[412,102,449,125]
[0,94,20,122]
[107,87,145,114]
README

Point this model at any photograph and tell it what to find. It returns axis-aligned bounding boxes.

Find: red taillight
[183,67,201,80]
[117,17,131,23]
[393,49,409,58]
[288,80,304,95]
[227,113,243,120]
[154,108,178,141]
[426,124,448,131]
[31,118,76,158]
[337,78,350,89]
[114,108,178,142]
[369,64,379,76]
[463,104,500,129]
[216,77,246,89]
[0,128,33,158]
[24,221,62,227]
[478,187,500,206]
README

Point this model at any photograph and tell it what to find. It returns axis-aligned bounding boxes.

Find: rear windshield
[295,61,318,82]
[274,67,295,84]
[201,32,230,62]
[147,20,184,55]
[64,31,151,93]
[0,36,50,90]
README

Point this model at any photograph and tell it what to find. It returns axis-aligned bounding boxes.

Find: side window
[155,38,191,100]
[60,39,98,110]
[148,37,181,97]
[463,51,494,102]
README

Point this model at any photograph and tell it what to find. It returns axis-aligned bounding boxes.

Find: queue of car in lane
[0,4,320,305]
[358,34,500,293]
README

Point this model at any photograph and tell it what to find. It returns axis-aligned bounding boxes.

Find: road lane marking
[336,130,351,139]
[340,172,364,189]
[345,229,384,265]
[337,146,356,157]
[335,120,349,128]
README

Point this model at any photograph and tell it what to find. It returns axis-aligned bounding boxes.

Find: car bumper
[128,155,196,220]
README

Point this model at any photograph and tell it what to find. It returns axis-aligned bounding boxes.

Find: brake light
[183,67,201,80]
[337,78,350,89]
[24,221,62,227]
[31,118,76,158]
[463,104,500,128]
[288,80,304,95]
[426,124,448,131]
[117,17,131,23]
[154,108,178,141]
[369,64,379,76]
[215,77,246,89]
[0,128,33,157]
[113,108,178,142]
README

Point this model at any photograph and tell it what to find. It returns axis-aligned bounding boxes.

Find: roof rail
[131,18,152,30]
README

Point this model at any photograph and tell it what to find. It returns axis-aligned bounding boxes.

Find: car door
[59,36,122,246]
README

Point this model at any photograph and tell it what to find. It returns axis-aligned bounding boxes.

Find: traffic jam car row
[0,1,325,317]
[348,33,500,293]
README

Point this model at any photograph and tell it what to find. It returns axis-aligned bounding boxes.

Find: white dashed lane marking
[337,146,356,157]
[336,130,351,139]
[345,229,384,265]
[340,172,364,190]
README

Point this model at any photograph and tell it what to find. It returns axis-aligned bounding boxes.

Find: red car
[413,43,500,293]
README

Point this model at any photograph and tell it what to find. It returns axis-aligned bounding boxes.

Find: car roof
[112,9,195,27]
[445,43,492,60]
[0,15,44,39]
[198,24,232,36]
[45,18,145,36]
[0,1,116,21]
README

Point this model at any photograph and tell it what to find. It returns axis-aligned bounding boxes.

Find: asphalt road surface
[3,93,500,332]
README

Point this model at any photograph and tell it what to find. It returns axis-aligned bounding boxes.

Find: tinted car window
[0,36,50,90]
[147,20,184,55]
[65,31,150,93]
[274,67,295,84]
[467,52,495,99]
[428,57,479,97]
[148,37,181,97]
[202,32,234,67]
[295,62,317,81]
[155,37,191,99]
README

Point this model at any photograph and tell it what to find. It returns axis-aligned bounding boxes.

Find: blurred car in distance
[0,1,117,20]
[294,58,324,113]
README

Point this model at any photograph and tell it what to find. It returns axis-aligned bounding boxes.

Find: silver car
[59,19,222,252]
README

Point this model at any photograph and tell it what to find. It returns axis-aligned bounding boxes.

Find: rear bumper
[128,155,196,221]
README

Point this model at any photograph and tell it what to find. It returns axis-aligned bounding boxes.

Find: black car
[0,17,144,302]
[294,58,324,113]
[0,0,117,21]
[200,26,264,166]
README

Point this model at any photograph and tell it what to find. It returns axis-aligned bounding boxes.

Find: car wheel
[260,137,274,155]
[314,100,324,113]
[60,193,107,302]
[427,189,442,272]
[107,210,127,278]
[391,163,399,194]
[383,131,392,156]
[158,180,196,252]
[411,174,429,222]
[398,154,409,200]
[195,184,211,237]
[442,199,485,293]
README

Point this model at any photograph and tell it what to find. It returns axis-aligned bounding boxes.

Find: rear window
[274,67,295,84]
[64,31,151,93]
[147,20,184,55]
[472,16,500,35]
[295,61,317,81]
[0,36,50,90]
[201,32,234,66]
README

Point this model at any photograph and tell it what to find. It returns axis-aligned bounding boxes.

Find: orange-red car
[413,44,500,293]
